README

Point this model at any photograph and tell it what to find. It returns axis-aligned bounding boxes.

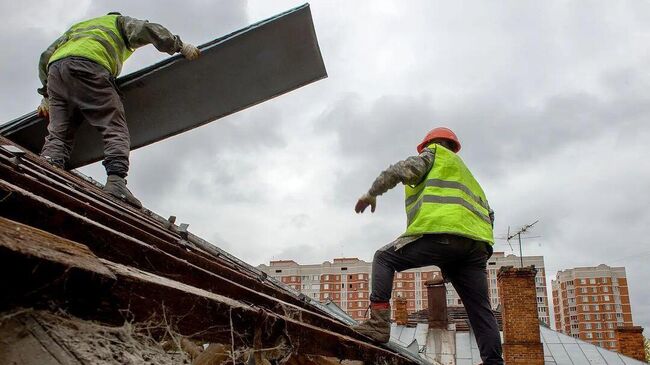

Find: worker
[36,12,200,208]
[353,127,503,365]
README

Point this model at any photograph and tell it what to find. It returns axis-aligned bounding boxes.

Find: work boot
[103,175,142,209]
[352,302,391,343]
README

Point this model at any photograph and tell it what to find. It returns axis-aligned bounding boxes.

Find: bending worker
[36,12,200,208]
[353,127,503,365]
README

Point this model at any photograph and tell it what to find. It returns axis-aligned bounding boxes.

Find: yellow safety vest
[49,15,133,76]
[403,144,494,245]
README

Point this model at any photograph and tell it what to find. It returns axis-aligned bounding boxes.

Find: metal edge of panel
[119,3,321,86]
[0,3,324,135]
[111,3,327,163]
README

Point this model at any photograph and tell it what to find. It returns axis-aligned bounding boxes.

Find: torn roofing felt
[0,3,327,169]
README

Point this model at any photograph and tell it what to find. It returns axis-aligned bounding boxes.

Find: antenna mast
[506,220,539,267]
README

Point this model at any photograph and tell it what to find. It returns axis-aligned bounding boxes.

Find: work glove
[180,43,200,60]
[37,98,49,119]
[355,193,377,213]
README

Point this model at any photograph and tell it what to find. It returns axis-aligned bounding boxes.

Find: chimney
[497,266,544,365]
[615,326,646,362]
[425,274,447,328]
[394,297,408,325]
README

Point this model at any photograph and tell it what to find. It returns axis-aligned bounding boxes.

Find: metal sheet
[1,3,326,168]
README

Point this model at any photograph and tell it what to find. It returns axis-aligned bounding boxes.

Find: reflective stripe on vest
[48,15,132,76]
[402,144,494,244]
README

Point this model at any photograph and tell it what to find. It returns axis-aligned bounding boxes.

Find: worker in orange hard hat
[353,127,503,365]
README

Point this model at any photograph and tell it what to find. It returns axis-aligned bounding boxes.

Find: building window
[397,282,402,288]
[583,305,590,312]
[603,295,610,301]
[358,274,364,280]
[585,323,592,330]
[589,279,596,284]
[585,333,593,339]
[275,269,282,273]
[580,279,586,285]
[323,284,329,290]
[324,275,329,280]
[341,267,348,271]
[312,275,319,280]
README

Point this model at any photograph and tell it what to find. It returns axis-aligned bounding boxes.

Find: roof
[392,317,647,365]
[0,140,418,363]
[0,3,327,169]
[407,307,503,332]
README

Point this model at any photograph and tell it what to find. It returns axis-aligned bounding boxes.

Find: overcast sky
[1,0,649,334]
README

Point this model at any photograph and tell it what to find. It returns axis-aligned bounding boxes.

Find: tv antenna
[496,220,540,267]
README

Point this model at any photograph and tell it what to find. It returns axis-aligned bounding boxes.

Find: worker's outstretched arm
[355,149,436,213]
[117,16,199,59]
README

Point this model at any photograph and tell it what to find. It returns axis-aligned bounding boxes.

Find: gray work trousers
[370,234,504,365]
[41,57,130,177]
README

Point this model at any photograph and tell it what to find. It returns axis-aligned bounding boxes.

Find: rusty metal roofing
[0,3,327,169]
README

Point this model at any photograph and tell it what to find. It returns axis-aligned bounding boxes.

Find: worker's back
[48,14,133,77]
[403,143,494,244]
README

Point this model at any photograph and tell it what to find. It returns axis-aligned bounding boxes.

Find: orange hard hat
[417,127,461,154]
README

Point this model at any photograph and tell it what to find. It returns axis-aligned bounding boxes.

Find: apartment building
[552,264,634,351]
[258,252,550,324]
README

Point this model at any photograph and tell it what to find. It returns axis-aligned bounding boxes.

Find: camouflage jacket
[38,15,184,96]
[367,147,494,249]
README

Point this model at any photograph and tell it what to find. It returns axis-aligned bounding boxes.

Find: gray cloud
[2,0,650,335]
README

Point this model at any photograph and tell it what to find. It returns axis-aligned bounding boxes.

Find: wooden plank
[0,223,413,364]
[0,217,115,280]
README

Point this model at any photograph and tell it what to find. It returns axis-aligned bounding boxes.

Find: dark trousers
[370,234,504,365]
[41,57,130,177]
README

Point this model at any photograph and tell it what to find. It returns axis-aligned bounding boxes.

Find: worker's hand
[37,98,49,119]
[355,193,377,213]
[181,43,200,60]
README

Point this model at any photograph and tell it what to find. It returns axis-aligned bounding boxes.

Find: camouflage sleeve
[117,16,183,54]
[367,149,436,197]
[489,208,495,228]
[37,35,66,97]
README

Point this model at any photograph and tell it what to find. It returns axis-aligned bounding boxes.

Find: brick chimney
[394,297,408,325]
[615,326,646,362]
[425,274,447,328]
[497,266,544,365]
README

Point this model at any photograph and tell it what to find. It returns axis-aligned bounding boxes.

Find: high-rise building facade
[258,252,550,324]
[552,264,634,350]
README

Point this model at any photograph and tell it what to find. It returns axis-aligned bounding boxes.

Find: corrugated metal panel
[1,3,326,168]
[538,326,646,365]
